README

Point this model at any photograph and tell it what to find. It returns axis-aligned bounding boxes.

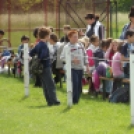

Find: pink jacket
[86,49,94,67]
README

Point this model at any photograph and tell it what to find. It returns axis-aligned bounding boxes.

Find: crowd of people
[0,6,134,106]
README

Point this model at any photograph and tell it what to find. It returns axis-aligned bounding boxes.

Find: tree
[112,0,132,12]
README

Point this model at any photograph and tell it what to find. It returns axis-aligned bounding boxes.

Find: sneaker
[47,101,60,106]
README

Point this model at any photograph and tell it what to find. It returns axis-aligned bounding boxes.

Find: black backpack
[29,56,43,75]
[109,87,129,103]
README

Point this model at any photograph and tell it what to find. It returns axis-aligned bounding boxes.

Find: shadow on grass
[81,94,107,103]
[127,124,134,131]
[62,106,72,113]
[28,105,48,109]
[19,96,29,102]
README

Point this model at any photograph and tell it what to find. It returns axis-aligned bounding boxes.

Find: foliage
[115,0,133,12]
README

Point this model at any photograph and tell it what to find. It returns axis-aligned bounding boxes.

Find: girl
[60,30,89,104]
[105,39,118,66]
[112,41,124,78]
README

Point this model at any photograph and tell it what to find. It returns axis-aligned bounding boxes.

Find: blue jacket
[30,41,51,68]
[120,23,130,40]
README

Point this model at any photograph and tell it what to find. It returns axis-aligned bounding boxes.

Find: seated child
[112,41,124,78]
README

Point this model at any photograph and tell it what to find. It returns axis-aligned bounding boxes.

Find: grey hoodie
[60,42,88,70]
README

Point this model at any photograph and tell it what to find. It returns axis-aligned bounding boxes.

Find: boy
[60,30,89,104]
[60,25,71,43]
[121,29,134,78]
[30,26,60,106]
[18,35,29,56]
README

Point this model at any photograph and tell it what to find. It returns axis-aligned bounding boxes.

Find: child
[105,39,118,66]
[60,30,89,104]
[49,33,61,84]
[30,26,60,106]
[86,35,100,72]
[33,27,42,87]
[78,36,90,50]
[90,39,113,95]
[112,41,124,78]
[18,35,29,56]
[60,25,71,43]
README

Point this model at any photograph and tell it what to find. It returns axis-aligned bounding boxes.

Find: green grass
[0,73,134,134]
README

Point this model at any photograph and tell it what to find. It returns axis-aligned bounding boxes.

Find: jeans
[41,67,58,104]
[71,69,83,103]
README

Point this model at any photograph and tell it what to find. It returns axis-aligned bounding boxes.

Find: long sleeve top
[29,41,50,68]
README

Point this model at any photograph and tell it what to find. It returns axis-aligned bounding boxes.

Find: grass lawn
[0,73,134,134]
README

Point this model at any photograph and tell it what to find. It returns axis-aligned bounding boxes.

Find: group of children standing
[0,6,134,106]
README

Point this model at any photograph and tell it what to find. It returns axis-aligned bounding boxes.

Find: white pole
[24,43,29,96]
[65,46,73,107]
[130,53,134,125]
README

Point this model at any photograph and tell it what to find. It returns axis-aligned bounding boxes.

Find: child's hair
[105,38,113,49]
[49,26,54,32]
[67,30,78,38]
[117,41,124,53]
[0,30,5,35]
[30,43,35,49]
[100,39,107,48]
[129,6,134,18]
[50,33,58,42]
[126,29,134,38]
[21,35,29,42]
[78,36,90,47]
[90,35,99,43]
[63,25,71,30]
[33,27,39,38]
[38,26,50,39]
[95,14,100,21]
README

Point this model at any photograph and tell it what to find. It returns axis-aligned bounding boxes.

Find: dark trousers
[71,69,83,104]
[35,75,42,87]
[41,67,58,104]
[52,60,63,84]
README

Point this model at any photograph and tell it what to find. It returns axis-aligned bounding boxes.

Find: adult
[85,13,104,40]
[30,26,60,106]
[120,6,134,40]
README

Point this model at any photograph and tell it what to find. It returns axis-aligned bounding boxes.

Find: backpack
[29,56,43,75]
[109,87,129,103]
[106,67,113,78]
